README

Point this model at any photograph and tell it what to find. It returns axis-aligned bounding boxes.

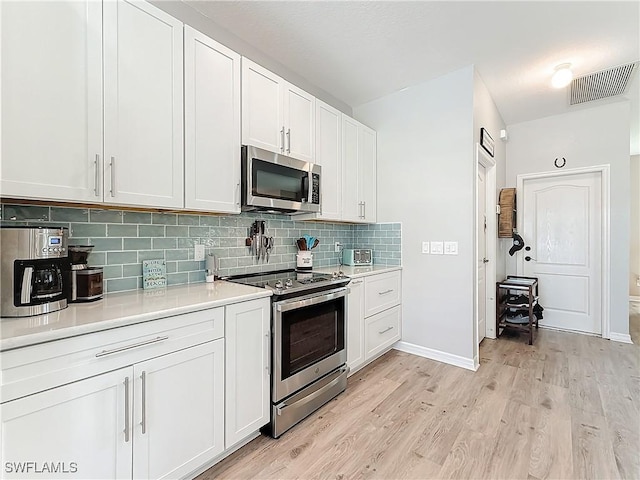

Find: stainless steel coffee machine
[0,226,69,317]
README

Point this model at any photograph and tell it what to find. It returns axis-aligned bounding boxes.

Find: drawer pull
[378,326,394,334]
[378,289,394,296]
[95,336,169,358]
[141,371,147,434]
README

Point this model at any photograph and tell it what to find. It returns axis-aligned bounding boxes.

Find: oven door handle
[275,288,347,313]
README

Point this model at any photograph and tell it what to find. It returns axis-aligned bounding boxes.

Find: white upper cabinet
[315,100,343,221]
[1,0,103,202]
[184,26,241,213]
[359,124,377,223]
[242,58,315,162]
[283,83,315,162]
[342,116,377,223]
[103,0,184,209]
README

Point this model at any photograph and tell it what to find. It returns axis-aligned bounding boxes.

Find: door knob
[483,258,489,263]
[525,256,536,262]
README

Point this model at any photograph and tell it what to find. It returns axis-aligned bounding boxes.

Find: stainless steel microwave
[242,145,321,214]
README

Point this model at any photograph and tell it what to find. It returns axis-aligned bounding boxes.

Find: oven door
[273,287,347,402]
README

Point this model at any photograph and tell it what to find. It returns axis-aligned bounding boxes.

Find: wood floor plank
[528,408,573,479]
[571,409,621,480]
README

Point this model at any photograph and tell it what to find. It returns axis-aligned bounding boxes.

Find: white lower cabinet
[224,298,271,448]
[1,368,132,480]
[346,278,365,373]
[347,270,402,375]
[1,299,271,479]
[132,340,225,480]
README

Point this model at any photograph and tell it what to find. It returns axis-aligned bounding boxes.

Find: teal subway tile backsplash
[1,202,402,293]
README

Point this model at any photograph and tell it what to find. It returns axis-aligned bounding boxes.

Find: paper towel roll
[206,254,217,283]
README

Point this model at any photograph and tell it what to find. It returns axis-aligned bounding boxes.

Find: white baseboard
[394,341,478,371]
[609,332,633,344]
[630,295,640,303]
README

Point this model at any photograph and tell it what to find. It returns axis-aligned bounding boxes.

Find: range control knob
[332,272,338,279]
[274,280,283,289]
[285,279,293,288]
[338,270,344,278]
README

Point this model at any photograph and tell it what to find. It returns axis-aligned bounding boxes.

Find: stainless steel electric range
[223,269,350,438]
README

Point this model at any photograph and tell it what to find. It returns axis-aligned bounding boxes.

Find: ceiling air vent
[569,62,637,105]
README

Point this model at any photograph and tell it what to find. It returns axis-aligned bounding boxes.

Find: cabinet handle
[286,128,291,154]
[352,280,363,285]
[236,182,241,206]
[265,332,271,376]
[124,376,130,443]
[280,128,285,153]
[94,154,101,197]
[362,201,366,219]
[378,289,394,296]
[110,156,116,197]
[378,326,394,334]
[358,202,363,218]
[141,371,147,434]
[95,336,169,357]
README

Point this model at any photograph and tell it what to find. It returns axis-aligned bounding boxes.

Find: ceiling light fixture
[551,63,573,88]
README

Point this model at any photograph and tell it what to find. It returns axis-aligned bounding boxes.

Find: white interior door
[520,171,602,334]
[477,164,487,344]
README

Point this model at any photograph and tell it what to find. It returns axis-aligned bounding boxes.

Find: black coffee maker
[68,245,103,302]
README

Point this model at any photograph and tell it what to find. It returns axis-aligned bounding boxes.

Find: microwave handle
[21,266,34,305]
[301,174,309,203]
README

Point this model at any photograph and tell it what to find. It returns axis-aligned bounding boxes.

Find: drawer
[364,270,401,317]
[364,305,401,361]
[1,307,224,403]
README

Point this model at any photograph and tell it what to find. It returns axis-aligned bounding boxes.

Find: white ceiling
[184,1,640,153]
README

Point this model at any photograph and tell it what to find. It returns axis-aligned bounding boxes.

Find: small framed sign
[480,128,495,157]
[143,259,167,289]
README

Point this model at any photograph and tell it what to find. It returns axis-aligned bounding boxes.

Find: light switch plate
[430,241,443,255]
[194,244,205,261]
[444,241,458,255]
[422,241,430,254]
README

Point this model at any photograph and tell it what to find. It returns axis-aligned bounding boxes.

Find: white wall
[631,155,640,297]
[505,102,631,337]
[354,67,476,363]
[151,1,352,116]
[473,70,508,319]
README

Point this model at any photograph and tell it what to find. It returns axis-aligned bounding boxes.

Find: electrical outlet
[422,241,430,254]
[334,242,342,253]
[430,241,443,255]
[194,244,205,261]
[637,276,640,287]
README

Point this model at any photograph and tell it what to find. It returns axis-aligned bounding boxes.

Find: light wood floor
[198,327,640,480]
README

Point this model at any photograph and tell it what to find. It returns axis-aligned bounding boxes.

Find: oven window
[281,297,345,379]
[252,159,307,202]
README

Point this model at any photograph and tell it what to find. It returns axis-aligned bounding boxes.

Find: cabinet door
[241,58,283,154]
[359,124,377,223]
[342,115,361,222]
[315,100,342,221]
[132,340,225,480]
[1,368,132,480]
[1,0,103,202]
[103,0,184,209]
[225,298,271,447]
[347,278,365,374]
[184,26,241,213]
[284,83,315,162]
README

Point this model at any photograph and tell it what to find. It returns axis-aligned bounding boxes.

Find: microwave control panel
[311,173,320,204]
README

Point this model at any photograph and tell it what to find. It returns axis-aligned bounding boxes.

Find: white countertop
[0,281,271,351]
[314,264,402,278]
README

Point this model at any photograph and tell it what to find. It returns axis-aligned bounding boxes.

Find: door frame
[474,143,497,368]
[516,165,610,339]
